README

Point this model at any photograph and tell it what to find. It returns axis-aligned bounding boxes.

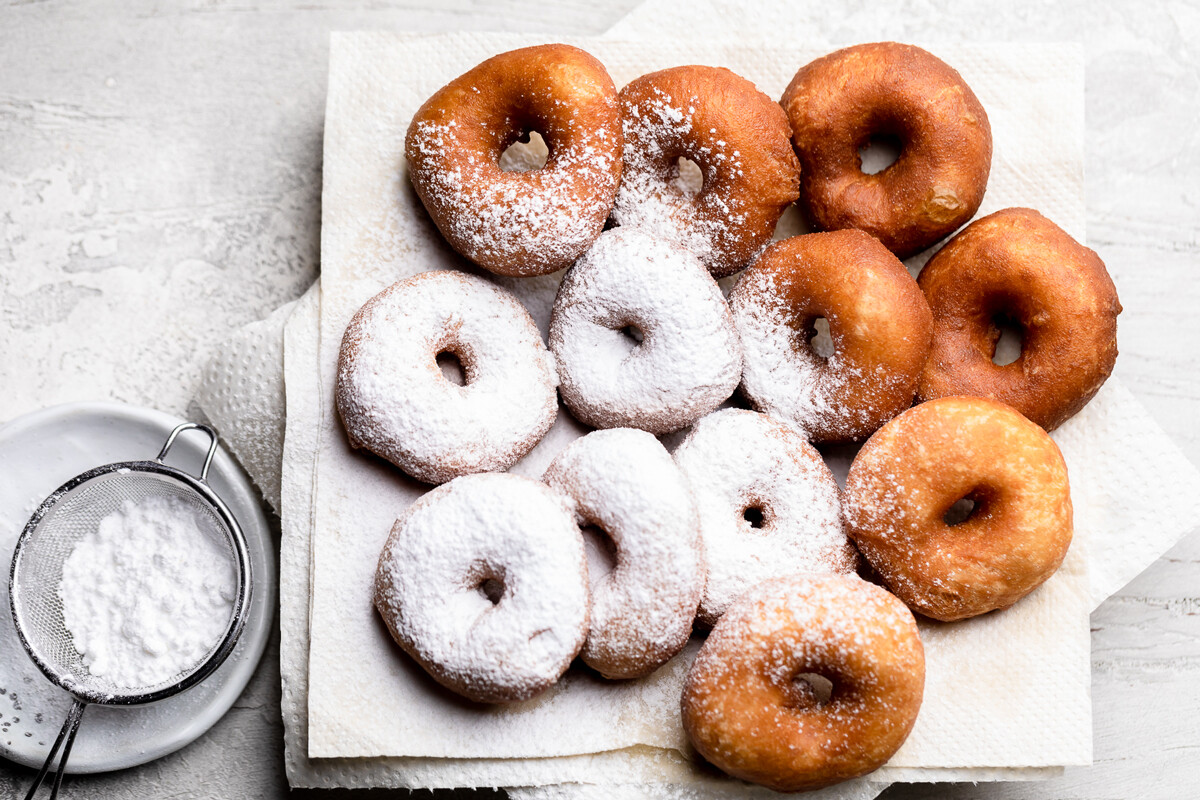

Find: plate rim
[0,400,277,774]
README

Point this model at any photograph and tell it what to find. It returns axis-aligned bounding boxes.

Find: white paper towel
[190,18,1200,797]
[305,31,1093,769]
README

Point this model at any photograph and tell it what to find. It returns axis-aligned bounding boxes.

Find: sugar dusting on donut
[734,267,909,440]
[672,409,858,625]
[682,574,924,791]
[543,428,704,679]
[844,396,1073,621]
[374,473,588,703]
[407,117,618,273]
[550,227,742,434]
[612,87,747,267]
[337,271,558,484]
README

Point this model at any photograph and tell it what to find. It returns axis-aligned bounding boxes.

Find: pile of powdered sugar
[58,494,237,690]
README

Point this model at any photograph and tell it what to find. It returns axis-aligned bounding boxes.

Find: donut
[612,65,801,278]
[681,574,925,792]
[672,409,858,626]
[917,207,1121,431]
[731,230,933,443]
[374,473,589,703]
[542,428,705,680]
[781,42,992,258]
[549,227,742,434]
[845,396,1073,621]
[336,270,557,485]
[405,44,623,277]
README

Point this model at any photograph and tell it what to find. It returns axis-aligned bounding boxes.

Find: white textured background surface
[1,1,1197,798]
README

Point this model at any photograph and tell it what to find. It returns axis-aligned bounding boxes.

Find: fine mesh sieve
[8,423,253,799]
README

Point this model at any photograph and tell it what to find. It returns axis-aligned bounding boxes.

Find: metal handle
[23,700,86,800]
[156,422,219,482]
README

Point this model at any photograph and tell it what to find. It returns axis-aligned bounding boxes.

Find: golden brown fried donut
[730,230,933,443]
[405,44,623,277]
[845,396,1073,621]
[917,207,1121,431]
[614,65,801,278]
[782,42,992,258]
[682,574,925,792]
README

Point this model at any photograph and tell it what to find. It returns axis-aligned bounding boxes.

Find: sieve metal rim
[8,457,254,706]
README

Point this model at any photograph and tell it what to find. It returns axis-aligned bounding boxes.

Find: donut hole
[580,523,619,589]
[858,132,903,175]
[788,672,835,708]
[742,505,768,530]
[807,317,835,359]
[620,324,645,345]
[499,130,549,173]
[991,313,1024,366]
[771,203,813,241]
[943,493,984,526]
[614,323,643,355]
[479,577,505,605]
[670,156,704,197]
[436,350,467,386]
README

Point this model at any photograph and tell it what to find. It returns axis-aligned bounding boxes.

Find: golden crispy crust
[782,42,992,258]
[916,207,1121,431]
[845,396,1074,621]
[615,65,801,277]
[731,230,933,442]
[681,574,924,792]
[405,44,622,277]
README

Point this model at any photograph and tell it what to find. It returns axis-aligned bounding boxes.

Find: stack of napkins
[195,14,1200,799]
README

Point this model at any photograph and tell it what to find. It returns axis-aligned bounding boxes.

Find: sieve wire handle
[156,422,219,482]
[23,699,85,800]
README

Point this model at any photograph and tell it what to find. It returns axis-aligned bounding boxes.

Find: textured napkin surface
[303,31,1093,770]
[195,298,296,511]
[195,17,1200,795]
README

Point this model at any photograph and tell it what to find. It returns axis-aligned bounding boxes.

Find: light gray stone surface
[1,1,1197,798]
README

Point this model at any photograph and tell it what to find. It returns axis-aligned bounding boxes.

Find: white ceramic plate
[0,402,275,774]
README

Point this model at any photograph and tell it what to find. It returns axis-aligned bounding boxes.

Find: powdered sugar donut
[673,409,858,625]
[613,65,802,278]
[405,44,623,277]
[543,429,705,680]
[374,473,589,703]
[336,271,557,485]
[731,231,933,443]
[549,227,742,434]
